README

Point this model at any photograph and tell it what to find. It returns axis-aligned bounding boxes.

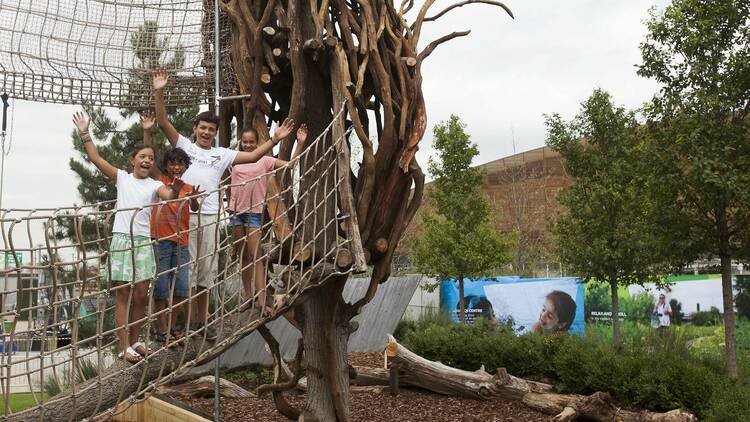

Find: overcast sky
[2,1,669,215]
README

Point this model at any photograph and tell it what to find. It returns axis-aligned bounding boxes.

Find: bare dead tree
[214,0,514,419]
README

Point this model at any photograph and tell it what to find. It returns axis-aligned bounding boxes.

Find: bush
[692,307,722,326]
[622,292,655,324]
[44,358,101,398]
[669,299,683,325]
[735,275,750,320]
[401,318,746,419]
[705,380,750,422]
[584,281,611,321]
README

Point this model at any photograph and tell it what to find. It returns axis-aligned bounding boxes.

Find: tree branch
[423,0,513,23]
[418,30,471,62]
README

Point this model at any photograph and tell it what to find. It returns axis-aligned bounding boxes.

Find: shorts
[228,212,262,228]
[107,233,155,283]
[154,240,190,300]
[188,213,219,290]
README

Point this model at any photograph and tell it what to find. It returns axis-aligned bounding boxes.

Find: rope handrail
[0,104,360,420]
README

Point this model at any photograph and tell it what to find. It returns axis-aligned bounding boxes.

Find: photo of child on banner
[440,277,585,335]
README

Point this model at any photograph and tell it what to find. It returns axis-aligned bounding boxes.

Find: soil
[172,352,553,421]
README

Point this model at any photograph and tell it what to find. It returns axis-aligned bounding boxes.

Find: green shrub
[669,299,683,325]
[402,318,747,419]
[705,380,750,422]
[622,292,655,324]
[44,358,101,398]
[735,275,750,320]
[692,307,722,326]
[584,281,611,321]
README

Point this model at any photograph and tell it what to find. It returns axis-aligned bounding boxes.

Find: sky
[0,1,671,248]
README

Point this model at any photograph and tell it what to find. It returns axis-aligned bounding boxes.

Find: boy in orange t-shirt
[143,115,203,342]
[150,148,202,342]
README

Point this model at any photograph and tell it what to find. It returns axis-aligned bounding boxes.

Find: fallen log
[157,375,253,398]
[384,335,697,422]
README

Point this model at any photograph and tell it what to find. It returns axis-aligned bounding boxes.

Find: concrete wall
[402,276,440,320]
[194,275,422,370]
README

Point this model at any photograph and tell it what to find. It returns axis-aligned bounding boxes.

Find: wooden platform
[111,395,210,422]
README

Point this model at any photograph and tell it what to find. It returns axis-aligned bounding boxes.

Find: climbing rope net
[0,105,361,419]
[0,0,233,107]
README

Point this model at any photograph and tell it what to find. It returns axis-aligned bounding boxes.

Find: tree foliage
[546,88,675,344]
[637,0,750,376]
[412,115,510,320]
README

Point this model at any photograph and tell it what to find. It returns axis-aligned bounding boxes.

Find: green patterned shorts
[107,233,156,283]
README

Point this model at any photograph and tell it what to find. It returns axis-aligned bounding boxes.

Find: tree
[210,1,514,419]
[545,89,672,346]
[412,115,511,323]
[637,0,750,377]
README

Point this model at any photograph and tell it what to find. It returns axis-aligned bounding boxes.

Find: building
[398,145,571,276]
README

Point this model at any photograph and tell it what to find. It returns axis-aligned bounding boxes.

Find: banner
[440,277,585,335]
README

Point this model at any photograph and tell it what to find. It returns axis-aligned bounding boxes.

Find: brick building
[398,145,571,276]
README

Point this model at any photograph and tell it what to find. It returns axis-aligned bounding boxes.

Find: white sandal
[118,347,143,364]
[131,342,151,356]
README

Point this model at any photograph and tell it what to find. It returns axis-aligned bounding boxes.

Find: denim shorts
[228,212,262,228]
[154,240,190,300]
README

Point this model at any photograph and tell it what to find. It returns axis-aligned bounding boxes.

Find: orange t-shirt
[150,176,193,245]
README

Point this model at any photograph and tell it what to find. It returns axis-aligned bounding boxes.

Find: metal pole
[212,0,221,420]
[0,94,9,211]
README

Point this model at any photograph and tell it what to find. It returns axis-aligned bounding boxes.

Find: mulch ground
[172,352,553,421]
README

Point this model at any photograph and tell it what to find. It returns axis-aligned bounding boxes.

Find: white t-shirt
[656,302,671,327]
[176,135,238,214]
[112,169,164,237]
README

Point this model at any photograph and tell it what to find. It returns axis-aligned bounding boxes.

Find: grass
[0,392,48,413]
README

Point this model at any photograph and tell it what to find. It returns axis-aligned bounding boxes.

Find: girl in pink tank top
[228,125,307,317]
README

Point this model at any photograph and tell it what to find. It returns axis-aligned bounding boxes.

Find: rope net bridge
[0,0,233,107]
[0,107,365,420]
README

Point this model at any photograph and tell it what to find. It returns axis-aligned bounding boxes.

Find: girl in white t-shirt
[228,125,307,317]
[73,112,183,364]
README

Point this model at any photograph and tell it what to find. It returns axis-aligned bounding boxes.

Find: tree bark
[610,278,620,347]
[720,252,738,377]
[299,277,352,421]
[458,275,466,324]
[156,376,253,398]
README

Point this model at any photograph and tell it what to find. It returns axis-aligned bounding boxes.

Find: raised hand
[189,184,205,197]
[296,124,308,145]
[72,111,91,134]
[170,177,185,194]
[152,67,169,91]
[140,112,156,130]
[272,118,295,143]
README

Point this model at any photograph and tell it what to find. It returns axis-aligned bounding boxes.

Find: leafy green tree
[546,89,674,346]
[637,0,750,377]
[412,115,511,323]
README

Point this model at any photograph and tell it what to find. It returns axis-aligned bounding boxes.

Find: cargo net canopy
[0,108,363,420]
[0,0,232,107]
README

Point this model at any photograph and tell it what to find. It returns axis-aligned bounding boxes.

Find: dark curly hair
[162,147,191,169]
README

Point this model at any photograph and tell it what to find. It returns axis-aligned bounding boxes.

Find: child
[72,111,184,363]
[531,290,577,334]
[227,125,307,317]
[153,67,295,340]
[142,114,203,344]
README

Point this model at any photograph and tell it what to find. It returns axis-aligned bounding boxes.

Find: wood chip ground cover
[177,353,553,421]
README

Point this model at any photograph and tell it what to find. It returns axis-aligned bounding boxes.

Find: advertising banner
[440,277,585,335]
